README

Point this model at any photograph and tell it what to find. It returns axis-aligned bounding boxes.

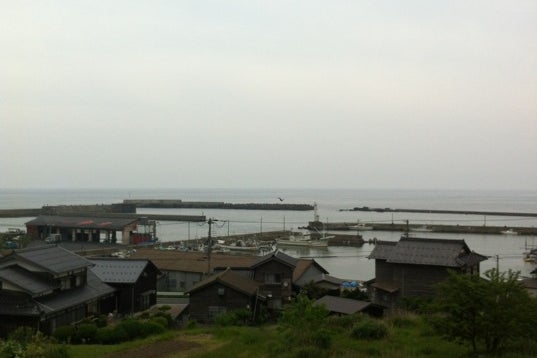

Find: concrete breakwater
[124,199,314,211]
[344,206,537,218]
[307,221,537,236]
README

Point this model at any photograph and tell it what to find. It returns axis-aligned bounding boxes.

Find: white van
[45,234,62,243]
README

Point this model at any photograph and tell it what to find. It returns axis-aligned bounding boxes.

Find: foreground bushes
[1,328,69,358]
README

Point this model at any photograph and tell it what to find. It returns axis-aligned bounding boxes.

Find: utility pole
[207,218,216,275]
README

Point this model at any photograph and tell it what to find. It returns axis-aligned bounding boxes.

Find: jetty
[342,206,537,218]
[307,221,537,236]
[0,205,205,222]
[123,199,313,211]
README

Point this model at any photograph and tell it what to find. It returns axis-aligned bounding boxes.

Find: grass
[65,314,535,358]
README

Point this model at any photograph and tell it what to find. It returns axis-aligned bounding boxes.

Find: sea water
[1,188,536,280]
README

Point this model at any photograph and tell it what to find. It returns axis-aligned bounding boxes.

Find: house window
[179,281,185,289]
[218,288,225,296]
[168,278,177,289]
[264,273,282,284]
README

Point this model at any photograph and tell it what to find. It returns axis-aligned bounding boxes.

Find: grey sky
[1,1,536,190]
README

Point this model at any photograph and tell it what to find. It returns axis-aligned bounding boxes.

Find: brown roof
[130,248,257,274]
[186,268,260,296]
[293,259,329,282]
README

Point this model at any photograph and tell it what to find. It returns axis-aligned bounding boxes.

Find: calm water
[1,188,536,280]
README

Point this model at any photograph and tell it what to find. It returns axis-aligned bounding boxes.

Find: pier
[307,221,537,236]
[343,206,537,218]
[124,199,314,211]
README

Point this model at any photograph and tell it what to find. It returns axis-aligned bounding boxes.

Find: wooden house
[368,237,487,309]
[89,258,161,314]
[129,248,257,292]
[0,246,115,336]
[186,268,261,323]
[250,250,299,309]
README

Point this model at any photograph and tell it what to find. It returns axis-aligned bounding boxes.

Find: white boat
[411,226,433,232]
[347,224,373,231]
[501,229,518,235]
[276,233,328,248]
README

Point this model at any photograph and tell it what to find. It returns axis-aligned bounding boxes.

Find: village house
[182,250,338,321]
[186,268,261,323]
[0,245,116,336]
[89,258,161,314]
[129,248,258,292]
[368,236,487,309]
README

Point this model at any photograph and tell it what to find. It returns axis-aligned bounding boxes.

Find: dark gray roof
[315,296,372,315]
[367,240,397,260]
[35,270,115,315]
[368,237,486,267]
[25,215,137,231]
[13,246,92,275]
[0,265,58,295]
[251,249,298,269]
[0,291,41,316]
[89,258,157,284]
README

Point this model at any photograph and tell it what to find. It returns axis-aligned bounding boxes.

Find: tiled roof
[186,268,260,296]
[251,250,298,269]
[293,259,329,282]
[368,237,486,267]
[10,245,92,275]
[0,291,41,316]
[35,271,116,315]
[89,258,158,284]
[25,215,137,230]
[315,296,372,315]
[0,265,58,295]
[367,240,397,260]
[130,249,257,274]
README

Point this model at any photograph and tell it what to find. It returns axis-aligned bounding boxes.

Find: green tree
[432,269,537,354]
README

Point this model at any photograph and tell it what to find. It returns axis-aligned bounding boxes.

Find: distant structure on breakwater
[123,199,314,211]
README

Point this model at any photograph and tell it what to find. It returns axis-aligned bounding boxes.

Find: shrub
[139,312,151,319]
[96,326,128,345]
[8,326,35,344]
[73,323,97,343]
[351,318,389,340]
[152,312,173,327]
[150,316,169,328]
[311,328,332,349]
[158,305,171,312]
[95,315,108,328]
[138,322,165,337]
[186,320,198,329]
[118,319,145,339]
[53,325,75,343]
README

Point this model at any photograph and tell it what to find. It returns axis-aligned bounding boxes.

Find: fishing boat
[276,233,328,248]
[501,229,518,235]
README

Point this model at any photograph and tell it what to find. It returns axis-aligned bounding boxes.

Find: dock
[124,199,314,211]
[307,221,537,236]
[342,206,537,218]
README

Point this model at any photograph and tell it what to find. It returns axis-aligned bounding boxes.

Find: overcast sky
[1,1,536,190]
